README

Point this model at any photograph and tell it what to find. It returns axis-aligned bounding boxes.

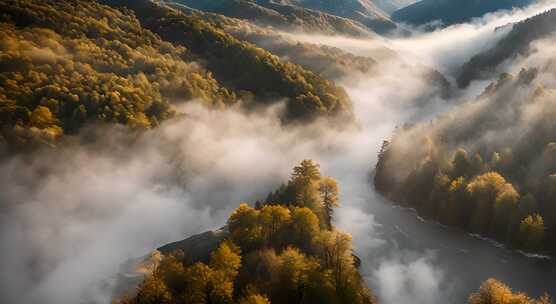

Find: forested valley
[1,0,556,304]
[0,0,352,151]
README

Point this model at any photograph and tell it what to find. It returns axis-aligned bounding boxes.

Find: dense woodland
[188,10,379,82]
[119,160,376,304]
[179,7,450,100]
[375,68,556,254]
[103,0,353,122]
[0,0,353,149]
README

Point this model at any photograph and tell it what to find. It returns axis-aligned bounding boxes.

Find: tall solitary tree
[320,176,339,229]
[292,160,321,182]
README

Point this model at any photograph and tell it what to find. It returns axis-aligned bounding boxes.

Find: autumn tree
[238,294,271,304]
[135,276,173,304]
[259,205,291,248]
[292,160,321,181]
[292,160,323,212]
[518,214,545,250]
[290,207,320,252]
[467,172,519,234]
[228,203,262,250]
[469,278,551,304]
[154,254,188,294]
[125,161,377,304]
[320,176,340,229]
[210,239,242,279]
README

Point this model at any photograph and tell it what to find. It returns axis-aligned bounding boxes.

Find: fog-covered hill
[372,0,417,15]
[458,8,556,88]
[167,0,375,37]
[284,0,397,33]
[392,0,534,27]
[0,0,355,150]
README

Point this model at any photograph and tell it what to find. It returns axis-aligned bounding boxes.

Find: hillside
[285,0,398,33]
[458,9,556,88]
[102,0,354,121]
[169,5,450,100]
[0,0,354,150]
[167,5,380,80]
[375,67,556,255]
[392,0,533,27]
[372,0,417,14]
[168,0,374,37]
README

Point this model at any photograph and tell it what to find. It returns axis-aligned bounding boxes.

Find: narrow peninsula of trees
[119,160,376,304]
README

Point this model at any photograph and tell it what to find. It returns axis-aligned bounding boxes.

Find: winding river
[356,187,556,302]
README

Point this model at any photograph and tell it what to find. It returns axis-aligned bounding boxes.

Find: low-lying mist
[2,1,555,303]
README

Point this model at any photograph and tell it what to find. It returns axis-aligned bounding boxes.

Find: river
[346,183,556,302]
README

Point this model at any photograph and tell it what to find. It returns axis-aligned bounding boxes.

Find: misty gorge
[2,0,556,303]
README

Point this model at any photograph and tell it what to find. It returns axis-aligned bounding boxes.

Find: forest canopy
[0,0,354,149]
[118,160,376,304]
[102,0,354,122]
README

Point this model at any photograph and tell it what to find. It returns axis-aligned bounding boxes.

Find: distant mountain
[458,9,556,88]
[392,0,534,27]
[372,0,417,15]
[169,0,374,37]
[181,7,451,101]
[283,0,398,33]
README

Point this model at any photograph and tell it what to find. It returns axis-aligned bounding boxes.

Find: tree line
[121,159,552,304]
[375,69,556,254]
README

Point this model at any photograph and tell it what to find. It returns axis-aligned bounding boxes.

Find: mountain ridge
[392,0,534,27]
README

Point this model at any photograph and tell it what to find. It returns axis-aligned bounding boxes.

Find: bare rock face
[111,228,228,300]
[157,228,229,263]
